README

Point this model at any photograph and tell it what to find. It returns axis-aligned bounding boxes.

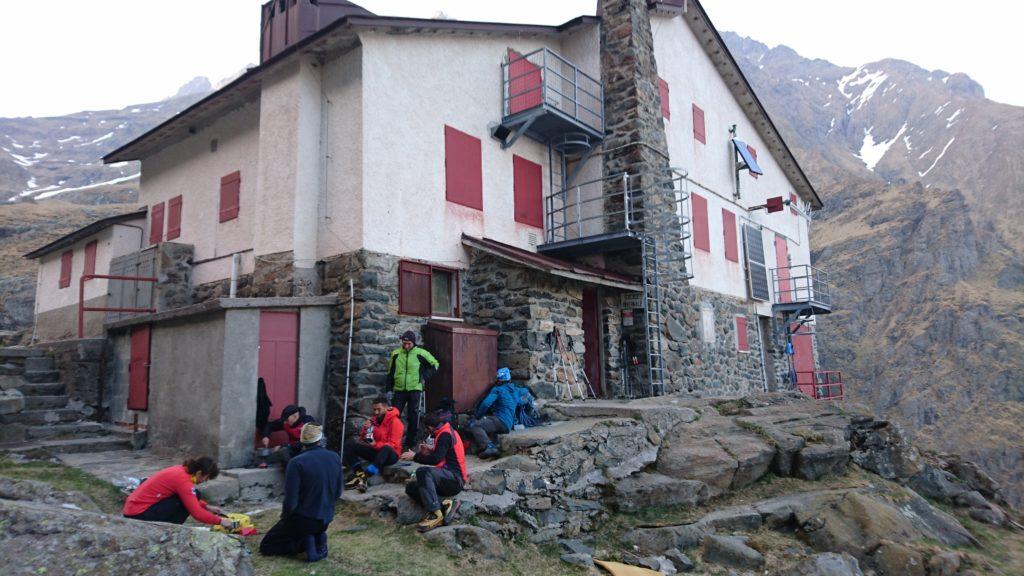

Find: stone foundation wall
[33,338,108,414]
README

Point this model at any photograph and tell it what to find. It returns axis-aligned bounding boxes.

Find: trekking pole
[339,278,355,457]
[564,334,598,399]
[555,329,583,400]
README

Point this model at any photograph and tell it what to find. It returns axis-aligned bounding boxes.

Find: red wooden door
[790,324,816,396]
[775,235,791,303]
[127,325,151,411]
[581,289,603,397]
[508,49,542,115]
[258,311,299,446]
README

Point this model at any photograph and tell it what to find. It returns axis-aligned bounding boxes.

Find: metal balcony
[496,48,604,149]
[771,264,832,316]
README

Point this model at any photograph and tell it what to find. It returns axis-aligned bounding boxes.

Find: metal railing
[78,274,157,338]
[502,47,604,132]
[771,264,831,308]
[795,370,843,401]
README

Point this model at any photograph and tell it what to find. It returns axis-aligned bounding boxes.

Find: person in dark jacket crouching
[259,423,342,562]
[400,411,467,532]
[261,404,317,463]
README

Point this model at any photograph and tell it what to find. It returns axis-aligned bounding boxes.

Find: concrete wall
[319,47,364,259]
[218,310,260,466]
[138,100,261,288]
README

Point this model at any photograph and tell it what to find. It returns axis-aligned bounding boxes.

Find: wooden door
[775,235,791,303]
[790,324,816,396]
[582,289,603,397]
[127,325,151,411]
[258,310,299,446]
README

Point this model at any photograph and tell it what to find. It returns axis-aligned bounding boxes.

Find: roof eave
[23,209,148,260]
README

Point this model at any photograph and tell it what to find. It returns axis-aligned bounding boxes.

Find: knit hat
[300,423,323,444]
[496,367,512,382]
[400,330,417,344]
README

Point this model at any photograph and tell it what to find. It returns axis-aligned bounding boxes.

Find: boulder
[0,388,24,415]
[793,552,864,576]
[663,548,695,572]
[494,455,541,472]
[872,541,926,576]
[761,425,806,476]
[471,467,507,495]
[954,490,989,509]
[392,495,426,525]
[0,498,252,576]
[716,432,776,489]
[907,466,969,502]
[560,552,594,568]
[458,490,520,515]
[422,525,507,561]
[0,374,24,391]
[611,473,708,512]
[656,436,736,495]
[945,457,1004,503]
[969,505,1008,526]
[622,524,706,555]
[0,475,99,512]
[850,422,922,480]
[697,505,762,532]
[702,534,764,570]
[795,442,850,480]
[926,551,963,576]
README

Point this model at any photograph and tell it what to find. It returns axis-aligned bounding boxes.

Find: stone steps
[17,382,66,396]
[0,408,85,426]
[0,363,23,376]
[22,370,61,384]
[24,357,55,372]
[26,421,107,440]
[3,435,133,456]
[22,395,69,410]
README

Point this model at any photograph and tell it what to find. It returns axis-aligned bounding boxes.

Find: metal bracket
[494,113,540,150]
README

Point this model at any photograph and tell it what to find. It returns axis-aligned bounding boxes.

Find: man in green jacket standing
[387,330,440,450]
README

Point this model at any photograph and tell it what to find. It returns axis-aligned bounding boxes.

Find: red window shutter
[748,145,759,179]
[167,195,182,240]
[691,192,710,252]
[220,171,241,222]
[722,208,738,262]
[736,315,749,352]
[444,125,483,211]
[507,49,543,115]
[513,155,543,228]
[149,202,165,245]
[59,250,73,289]
[692,103,706,144]
[83,240,98,277]
[790,192,799,216]
[399,260,432,316]
[658,77,670,120]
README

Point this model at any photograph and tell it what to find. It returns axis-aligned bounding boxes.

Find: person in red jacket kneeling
[343,395,404,492]
[123,456,234,529]
[400,411,467,533]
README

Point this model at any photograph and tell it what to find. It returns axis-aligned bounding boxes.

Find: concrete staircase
[0,348,134,456]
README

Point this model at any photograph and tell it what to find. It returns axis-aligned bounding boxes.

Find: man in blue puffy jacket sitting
[468,368,517,459]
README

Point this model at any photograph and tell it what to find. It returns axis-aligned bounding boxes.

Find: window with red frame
[658,77,670,120]
[167,195,182,240]
[84,240,98,277]
[399,260,460,318]
[59,250,73,289]
[692,103,706,144]
[149,202,164,245]
[735,315,749,352]
[513,155,543,228]
[444,125,483,210]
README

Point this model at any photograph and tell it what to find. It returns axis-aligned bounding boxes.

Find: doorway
[127,324,151,411]
[258,310,299,446]
[790,323,815,396]
[582,289,603,397]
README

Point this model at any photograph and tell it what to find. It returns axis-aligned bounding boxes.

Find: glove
[386,391,394,405]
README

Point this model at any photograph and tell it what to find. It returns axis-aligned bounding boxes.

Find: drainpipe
[229,253,240,298]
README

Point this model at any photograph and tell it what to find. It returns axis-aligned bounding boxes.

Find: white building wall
[358,32,584,267]
[138,100,261,287]
[652,14,812,311]
[319,47,364,258]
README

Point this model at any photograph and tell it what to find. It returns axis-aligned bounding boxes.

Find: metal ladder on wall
[641,236,667,396]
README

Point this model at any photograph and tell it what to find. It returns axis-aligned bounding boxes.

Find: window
[59,250,73,289]
[399,260,460,318]
[149,202,165,245]
[722,208,738,262]
[220,171,241,222]
[735,315,749,352]
[167,195,183,240]
[748,145,759,179]
[658,77,670,120]
[790,192,799,216]
[444,125,483,210]
[84,240,98,277]
[513,155,543,228]
[691,192,709,252]
[692,103,706,144]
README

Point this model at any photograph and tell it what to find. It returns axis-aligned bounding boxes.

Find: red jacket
[122,465,221,525]
[359,407,404,454]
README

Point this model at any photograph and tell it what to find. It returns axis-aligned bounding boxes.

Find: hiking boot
[345,471,367,490]
[315,532,328,557]
[479,444,501,459]
[441,499,461,525]
[416,510,445,533]
[304,534,326,563]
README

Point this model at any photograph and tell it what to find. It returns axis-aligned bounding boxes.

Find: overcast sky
[2,1,1020,118]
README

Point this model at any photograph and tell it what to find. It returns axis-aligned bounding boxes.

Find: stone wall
[154,243,194,312]
[32,338,109,413]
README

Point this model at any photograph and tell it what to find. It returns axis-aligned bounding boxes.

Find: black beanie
[401,330,417,344]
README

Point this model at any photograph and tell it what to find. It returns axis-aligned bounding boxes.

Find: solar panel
[743,224,771,301]
[732,138,764,176]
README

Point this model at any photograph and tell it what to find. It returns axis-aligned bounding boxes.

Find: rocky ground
[1,393,1022,575]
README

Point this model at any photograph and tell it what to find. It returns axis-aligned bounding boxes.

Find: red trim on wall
[722,208,738,262]
[149,202,164,245]
[513,155,543,228]
[220,171,241,222]
[790,192,799,216]
[59,250,73,289]
[736,315,749,352]
[692,103,706,144]
[83,240,98,277]
[691,192,710,252]
[166,195,182,240]
[444,125,483,211]
[658,77,670,120]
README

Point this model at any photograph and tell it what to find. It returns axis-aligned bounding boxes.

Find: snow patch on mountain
[855,123,906,171]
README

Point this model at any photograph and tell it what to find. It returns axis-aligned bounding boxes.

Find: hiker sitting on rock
[123,455,235,529]
[260,423,342,563]
[261,404,317,463]
[400,411,467,532]
[467,367,518,459]
[343,395,404,492]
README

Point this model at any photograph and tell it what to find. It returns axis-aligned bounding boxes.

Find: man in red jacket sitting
[343,395,404,492]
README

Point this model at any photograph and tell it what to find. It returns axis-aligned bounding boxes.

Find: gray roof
[24,209,147,260]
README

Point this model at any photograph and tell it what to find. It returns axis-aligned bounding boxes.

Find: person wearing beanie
[400,411,467,532]
[260,423,341,563]
[386,330,440,449]
[260,404,317,463]
[467,367,518,459]
[343,395,404,492]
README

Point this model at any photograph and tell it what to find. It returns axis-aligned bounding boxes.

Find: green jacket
[387,346,440,392]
